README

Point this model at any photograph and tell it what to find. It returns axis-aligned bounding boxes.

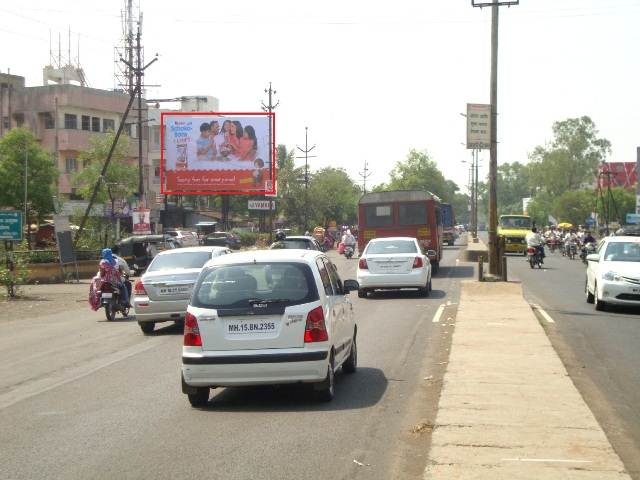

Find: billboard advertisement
[161,112,275,195]
[597,162,637,189]
[132,208,151,235]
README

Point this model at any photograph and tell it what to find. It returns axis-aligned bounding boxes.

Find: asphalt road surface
[0,242,472,480]
[507,247,640,479]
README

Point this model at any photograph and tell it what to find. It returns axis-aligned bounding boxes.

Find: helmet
[275,230,286,241]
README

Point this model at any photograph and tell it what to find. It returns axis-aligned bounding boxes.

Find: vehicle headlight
[602,271,621,282]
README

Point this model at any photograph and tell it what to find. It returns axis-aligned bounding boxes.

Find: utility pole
[474,148,479,241]
[472,0,519,275]
[636,146,640,215]
[296,127,316,232]
[359,160,373,194]
[261,82,279,239]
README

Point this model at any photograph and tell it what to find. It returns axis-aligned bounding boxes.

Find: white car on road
[181,249,359,407]
[356,237,432,298]
[585,235,640,311]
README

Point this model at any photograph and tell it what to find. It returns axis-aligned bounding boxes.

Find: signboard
[132,208,151,234]
[161,112,276,195]
[104,199,132,218]
[597,162,637,189]
[466,103,491,150]
[248,200,275,211]
[0,211,23,241]
[60,200,104,217]
[626,213,640,225]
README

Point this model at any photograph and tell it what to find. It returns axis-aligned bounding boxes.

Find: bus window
[398,203,427,226]
[435,208,442,226]
[364,204,393,227]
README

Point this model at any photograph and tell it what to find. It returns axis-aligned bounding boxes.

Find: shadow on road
[200,367,388,412]
[151,321,184,335]
[437,265,474,278]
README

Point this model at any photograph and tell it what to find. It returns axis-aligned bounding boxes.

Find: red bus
[358,190,444,273]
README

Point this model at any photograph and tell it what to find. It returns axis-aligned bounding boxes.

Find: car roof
[155,246,229,256]
[283,236,315,241]
[202,248,322,268]
[368,236,418,242]
[603,236,640,243]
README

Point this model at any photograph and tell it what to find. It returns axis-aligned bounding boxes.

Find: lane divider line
[432,304,446,323]
[502,458,592,463]
[531,304,556,324]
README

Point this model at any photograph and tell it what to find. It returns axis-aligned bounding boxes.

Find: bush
[0,254,29,297]
[237,232,259,247]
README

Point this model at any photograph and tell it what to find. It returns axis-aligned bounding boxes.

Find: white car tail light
[184,312,202,347]
[413,257,424,268]
[304,306,328,343]
[134,279,147,296]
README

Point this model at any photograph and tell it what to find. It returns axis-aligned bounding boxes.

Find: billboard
[161,112,275,195]
[132,208,151,235]
[466,103,491,150]
[597,162,637,189]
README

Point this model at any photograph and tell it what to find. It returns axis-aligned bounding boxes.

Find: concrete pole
[636,146,640,215]
[488,4,499,274]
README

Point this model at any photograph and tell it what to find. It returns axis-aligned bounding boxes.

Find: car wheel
[139,321,155,335]
[585,278,594,304]
[594,283,607,311]
[357,288,367,298]
[315,354,335,402]
[419,281,430,297]
[187,387,210,407]
[343,334,357,374]
[432,262,439,275]
[104,304,116,322]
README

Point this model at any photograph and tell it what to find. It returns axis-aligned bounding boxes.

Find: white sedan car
[181,249,359,407]
[134,246,231,334]
[585,236,640,311]
[356,237,432,298]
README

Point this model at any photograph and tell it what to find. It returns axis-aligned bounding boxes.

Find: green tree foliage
[0,128,57,221]
[496,162,534,215]
[274,145,307,230]
[308,167,361,227]
[73,132,138,204]
[551,189,595,226]
[384,149,457,200]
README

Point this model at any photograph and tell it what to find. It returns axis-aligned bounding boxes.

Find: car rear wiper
[247,298,291,305]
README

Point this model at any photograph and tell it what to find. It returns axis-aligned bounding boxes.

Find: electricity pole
[472,0,519,275]
[359,160,373,194]
[296,127,316,232]
[261,82,279,239]
[636,146,640,215]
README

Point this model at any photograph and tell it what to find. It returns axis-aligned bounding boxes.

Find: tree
[0,127,58,224]
[385,149,456,200]
[529,116,611,197]
[308,167,361,227]
[496,161,534,215]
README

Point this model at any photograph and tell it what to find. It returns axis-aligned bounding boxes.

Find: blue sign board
[0,211,23,241]
[626,213,640,225]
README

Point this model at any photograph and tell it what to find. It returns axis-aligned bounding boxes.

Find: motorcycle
[547,236,559,253]
[565,240,578,260]
[344,245,355,259]
[526,246,543,269]
[580,242,596,264]
[98,275,131,321]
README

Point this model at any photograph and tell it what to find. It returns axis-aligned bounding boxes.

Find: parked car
[269,235,323,251]
[133,246,232,334]
[181,249,360,407]
[165,230,200,247]
[585,236,640,311]
[356,237,432,298]
[202,231,241,250]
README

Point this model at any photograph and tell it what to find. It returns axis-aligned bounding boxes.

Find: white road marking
[432,304,446,323]
[502,458,592,464]
[530,304,556,323]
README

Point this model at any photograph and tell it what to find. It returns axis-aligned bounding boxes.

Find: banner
[161,112,275,195]
[132,208,151,235]
[248,200,275,210]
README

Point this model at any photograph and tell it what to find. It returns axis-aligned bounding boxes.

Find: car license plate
[159,285,191,296]
[101,292,113,298]
[226,319,278,335]
[631,288,640,293]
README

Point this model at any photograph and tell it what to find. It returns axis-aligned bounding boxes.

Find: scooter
[344,245,355,259]
[565,240,578,260]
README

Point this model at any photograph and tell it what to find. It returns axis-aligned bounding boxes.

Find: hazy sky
[2,0,639,194]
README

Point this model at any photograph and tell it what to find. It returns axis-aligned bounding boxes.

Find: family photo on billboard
[162,113,274,194]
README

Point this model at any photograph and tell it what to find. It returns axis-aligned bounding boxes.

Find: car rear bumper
[133,296,188,323]
[182,349,329,386]
[356,269,428,289]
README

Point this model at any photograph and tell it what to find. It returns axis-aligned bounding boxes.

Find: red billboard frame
[160,111,276,195]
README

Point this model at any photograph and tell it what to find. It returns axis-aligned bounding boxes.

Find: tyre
[315,354,335,402]
[585,278,594,304]
[594,283,607,311]
[139,321,155,334]
[419,280,430,297]
[187,387,210,407]
[104,304,116,322]
[529,257,535,269]
[342,334,357,374]
[357,288,367,298]
[431,262,439,275]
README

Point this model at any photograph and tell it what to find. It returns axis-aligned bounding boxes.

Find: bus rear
[441,203,456,246]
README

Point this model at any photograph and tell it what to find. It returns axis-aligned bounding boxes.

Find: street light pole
[296,127,316,233]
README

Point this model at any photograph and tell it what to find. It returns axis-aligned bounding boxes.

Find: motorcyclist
[583,230,596,245]
[99,248,130,307]
[525,227,545,263]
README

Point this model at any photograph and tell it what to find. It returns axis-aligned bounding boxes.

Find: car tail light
[134,279,147,296]
[184,312,202,347]
[413,257,424,268]
[358,258,368,269]
[304,306,328,343]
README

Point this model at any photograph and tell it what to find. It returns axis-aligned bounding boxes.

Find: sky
[1,0,639,195]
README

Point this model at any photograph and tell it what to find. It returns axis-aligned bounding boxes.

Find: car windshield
[147,251,212,271]
[192,262,319,309]
[272,239,312,249]
[500,217,532,229]
[603,242,640,262]
[366,240,417,254]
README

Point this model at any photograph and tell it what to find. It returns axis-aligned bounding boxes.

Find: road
[506,247,640,479]
[0,243,471,480]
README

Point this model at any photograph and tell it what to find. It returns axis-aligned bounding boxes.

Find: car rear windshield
[603,241,640,262]
[273,239,313,249]
[192,262,319,309]
[366,240,417,254]
[147,251,211,271]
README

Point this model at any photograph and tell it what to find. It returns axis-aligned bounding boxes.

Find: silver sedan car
[133,246,231,334]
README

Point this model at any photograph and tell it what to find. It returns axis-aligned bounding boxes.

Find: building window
[124,123,132,137]
[2,117,9,129]
[64,114,77,129]
[91,117,100,132]
[103,119,115,132]
[43,112,54,129]
[14,113,24,128]
[81,115,90,131]
[152,126,160,146]
[65,157,78,173]
[153,161,160,184]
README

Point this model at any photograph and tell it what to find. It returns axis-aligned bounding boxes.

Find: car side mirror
[426,250,437,258]
[343,279,359,293]
[586,254,599,262]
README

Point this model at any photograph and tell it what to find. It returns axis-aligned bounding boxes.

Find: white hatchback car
[181,249,359,407]
[356,237,432,298]
[585,236,640,311]
[134,246,231,334]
